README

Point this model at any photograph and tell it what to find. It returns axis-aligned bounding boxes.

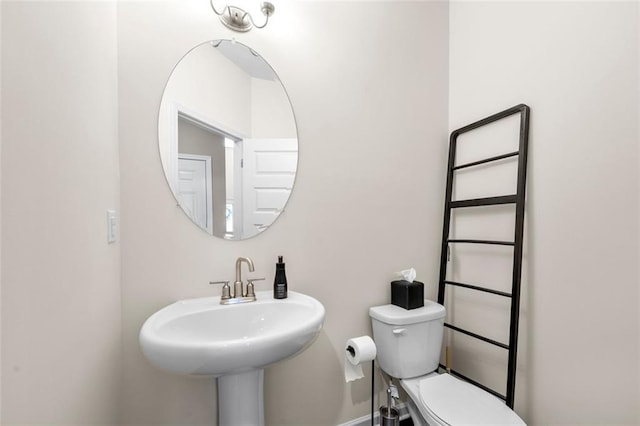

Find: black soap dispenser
[273,256,288,299]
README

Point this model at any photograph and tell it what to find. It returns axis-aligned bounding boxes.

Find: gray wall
[118,1,449,424]
[449,1,639,424]
[1,1,637,424]
[1,1,121,423]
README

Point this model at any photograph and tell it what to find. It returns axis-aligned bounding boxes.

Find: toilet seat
[401,374,526,426]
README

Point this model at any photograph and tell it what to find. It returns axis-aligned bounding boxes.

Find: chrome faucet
[234,256,254,298]
[210,256,263,305]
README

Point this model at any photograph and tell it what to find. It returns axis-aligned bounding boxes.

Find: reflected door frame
[167,102,246,235]
[167,102,245,184]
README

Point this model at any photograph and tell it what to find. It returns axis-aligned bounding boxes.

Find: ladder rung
[444,323,509,350]
[444,280,512,298]
[450,195,517,208]
[448,239,514,246]
[453,151,519,170]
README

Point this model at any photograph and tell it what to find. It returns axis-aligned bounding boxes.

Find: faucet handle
[210,280,231,300]
[245,277,265,298]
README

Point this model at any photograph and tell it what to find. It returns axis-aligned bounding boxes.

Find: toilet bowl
[369,302,525,426]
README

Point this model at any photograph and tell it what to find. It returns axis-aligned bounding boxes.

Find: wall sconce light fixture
[210,1,275,32]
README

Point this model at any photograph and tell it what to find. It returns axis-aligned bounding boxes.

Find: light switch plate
[107,210,117,243]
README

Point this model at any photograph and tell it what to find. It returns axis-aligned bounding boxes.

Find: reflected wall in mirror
[158,40,298,240]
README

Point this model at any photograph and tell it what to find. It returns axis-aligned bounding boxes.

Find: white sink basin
[139,290,325,376]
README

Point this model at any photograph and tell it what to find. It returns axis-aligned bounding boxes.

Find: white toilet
[369,301,526,426]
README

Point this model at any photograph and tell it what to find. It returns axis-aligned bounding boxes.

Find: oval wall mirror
[158,40,298,240]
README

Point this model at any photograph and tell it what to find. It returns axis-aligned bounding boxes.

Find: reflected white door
[177,154,213,234]
[242,139,297,238]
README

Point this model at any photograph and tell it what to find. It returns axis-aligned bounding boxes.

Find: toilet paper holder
[346,345,356,357]
[344,336,377,383]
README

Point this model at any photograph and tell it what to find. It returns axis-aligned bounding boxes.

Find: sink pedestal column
[218,369,264,426]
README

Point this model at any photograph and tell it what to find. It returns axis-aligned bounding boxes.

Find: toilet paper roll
[344,336,377,383]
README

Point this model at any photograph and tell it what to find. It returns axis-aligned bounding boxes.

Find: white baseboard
[337,402,410,426]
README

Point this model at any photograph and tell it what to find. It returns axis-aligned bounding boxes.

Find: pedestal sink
[139,290,325,425]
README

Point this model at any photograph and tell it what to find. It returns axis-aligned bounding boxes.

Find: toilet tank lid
[369,300,445,325]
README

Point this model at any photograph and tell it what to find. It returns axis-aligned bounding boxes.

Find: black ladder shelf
[437,104,530,409]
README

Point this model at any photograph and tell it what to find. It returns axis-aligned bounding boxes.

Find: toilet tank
[369,301,445,379]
